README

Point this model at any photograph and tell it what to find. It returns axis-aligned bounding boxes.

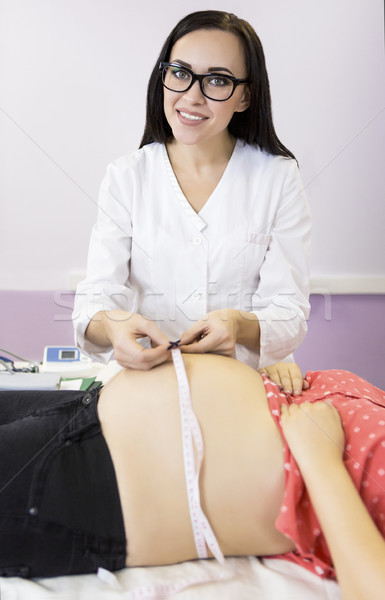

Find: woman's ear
[235,87,251,113]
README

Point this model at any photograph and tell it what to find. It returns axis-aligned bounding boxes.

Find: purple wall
[0,291,76,363]
[1,291,384,390]
[295,294,385,389]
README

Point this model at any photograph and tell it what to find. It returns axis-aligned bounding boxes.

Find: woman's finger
[137,319,170,347]
[180,322,207,346]
[266,367,281,387]
[136,344,171,369]
[291,371,305,396]
[180,332,215,354]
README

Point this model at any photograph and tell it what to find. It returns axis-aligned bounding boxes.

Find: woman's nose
[183,79,206,103]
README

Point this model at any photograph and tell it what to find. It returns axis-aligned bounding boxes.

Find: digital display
[59,350,77,360]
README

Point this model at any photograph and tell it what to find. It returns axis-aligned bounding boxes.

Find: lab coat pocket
[241,232,271,289]
[246,233,271,246]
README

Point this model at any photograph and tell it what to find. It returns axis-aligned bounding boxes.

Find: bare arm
[281,401,385,600]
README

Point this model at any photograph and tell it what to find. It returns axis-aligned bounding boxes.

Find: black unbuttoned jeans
[0,387,126,578]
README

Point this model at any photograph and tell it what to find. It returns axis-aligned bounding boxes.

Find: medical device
[41,346,93,376]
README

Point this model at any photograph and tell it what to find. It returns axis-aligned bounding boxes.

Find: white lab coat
[73,140,311,368]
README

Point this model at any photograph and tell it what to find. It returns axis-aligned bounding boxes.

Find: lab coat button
[192,236,202,245]
[192,292,200,300]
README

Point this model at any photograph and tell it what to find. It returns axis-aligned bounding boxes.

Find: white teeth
[179,111,205,121]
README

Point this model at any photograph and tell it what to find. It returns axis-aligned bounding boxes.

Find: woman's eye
[172,69,189,80]
[207,76,231,87]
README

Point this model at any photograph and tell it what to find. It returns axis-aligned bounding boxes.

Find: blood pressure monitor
[41,346,93,376]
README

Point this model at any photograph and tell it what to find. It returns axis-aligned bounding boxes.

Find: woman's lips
[177,109,208,125]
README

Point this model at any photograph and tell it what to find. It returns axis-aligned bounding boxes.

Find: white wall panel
[0,0,384,290]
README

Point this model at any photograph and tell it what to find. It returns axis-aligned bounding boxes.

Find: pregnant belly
[98,354,295,566]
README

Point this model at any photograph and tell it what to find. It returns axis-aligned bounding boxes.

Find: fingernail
[294,390,300,396]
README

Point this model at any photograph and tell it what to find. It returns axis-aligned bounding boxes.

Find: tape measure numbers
[171,348,224,563]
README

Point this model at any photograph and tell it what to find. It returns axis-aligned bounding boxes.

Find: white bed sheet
[0,557,342,600]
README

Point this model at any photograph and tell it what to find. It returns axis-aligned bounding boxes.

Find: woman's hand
[180,309,238,357]
[258,362,309,395]
[88,310,170,370]
[280,400,345,475]
[180,309,260,357]
[281,401,385,600]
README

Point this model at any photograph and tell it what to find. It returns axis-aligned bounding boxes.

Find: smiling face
[163,29,250,148]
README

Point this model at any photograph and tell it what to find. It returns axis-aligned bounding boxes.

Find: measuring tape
[171,347,224,563]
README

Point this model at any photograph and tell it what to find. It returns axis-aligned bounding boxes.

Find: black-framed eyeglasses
[159,62,249,102]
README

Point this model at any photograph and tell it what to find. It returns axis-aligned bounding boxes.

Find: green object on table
[60,376,103,391]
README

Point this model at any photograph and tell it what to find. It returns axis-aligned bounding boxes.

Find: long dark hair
[139,10,295,160]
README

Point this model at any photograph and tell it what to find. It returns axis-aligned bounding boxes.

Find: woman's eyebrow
[170,59,192,68]
[208,66,234,75]
[170,58,234,75]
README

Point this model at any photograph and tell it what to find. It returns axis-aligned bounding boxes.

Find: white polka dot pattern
[261,368,385,580]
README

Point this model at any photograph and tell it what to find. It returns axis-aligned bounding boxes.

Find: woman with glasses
[73,10,311,390]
